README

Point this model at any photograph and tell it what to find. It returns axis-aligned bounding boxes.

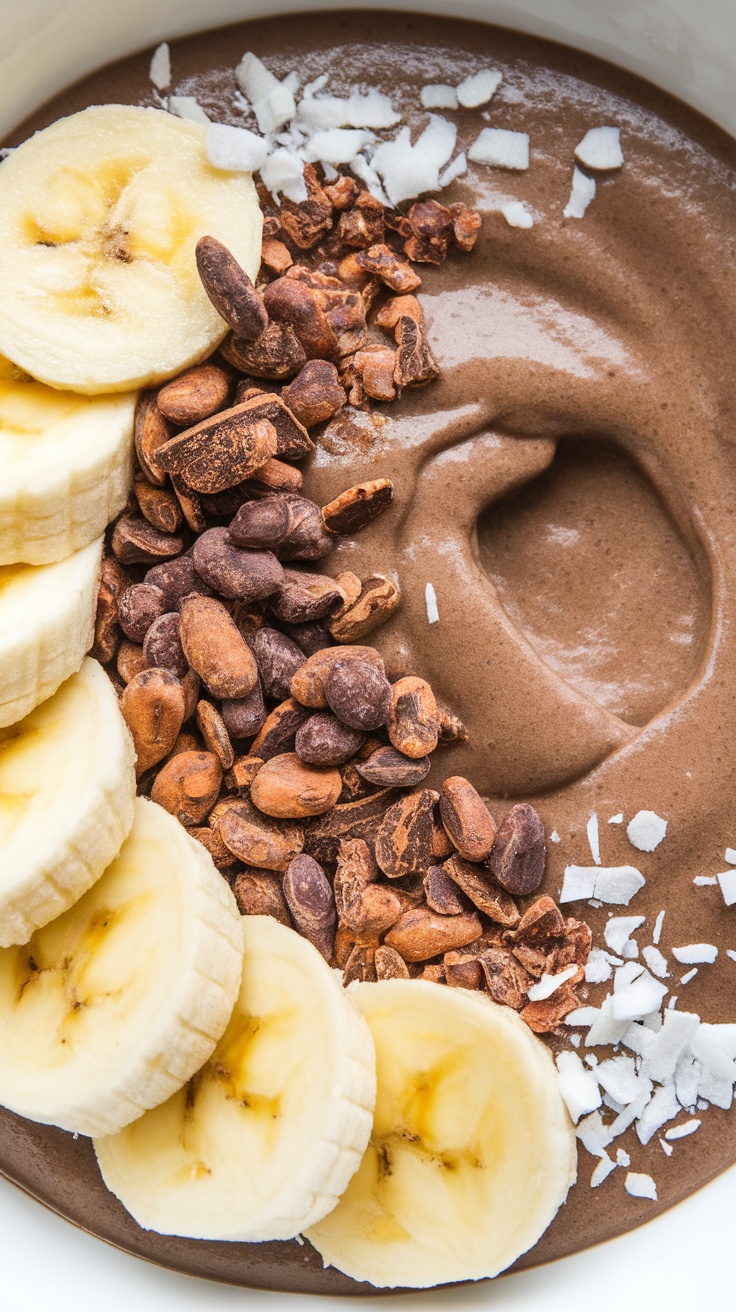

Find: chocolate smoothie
[2,9,736,1295]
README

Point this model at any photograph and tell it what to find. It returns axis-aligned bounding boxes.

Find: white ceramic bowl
[0,2,734,1308]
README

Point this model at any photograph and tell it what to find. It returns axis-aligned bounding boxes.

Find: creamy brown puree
[2,9,736,1295]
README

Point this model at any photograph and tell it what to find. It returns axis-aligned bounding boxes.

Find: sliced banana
[0,354,135,565]
[0,797,243,1137]
[306,980,576,1288]
[0,658,135,948]
[0,536,101,727]
[0,105,263,394]
[94,916,376,1241]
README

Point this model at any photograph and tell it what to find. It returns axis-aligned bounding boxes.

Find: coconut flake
[717,869,736,906]
[256,83,298,136]
[605,916,646,956]
[672,944,718,965]
[625,1171,658,1200]
[585,995,630,1047]
[587,812,601,865]
[616,1148,631,1166]
[168,95,210,125]
[611,965,668,1021]
[576,1110,612,1157]
[596,1055,648,1105]
[727,950,736,963]
[585,947,620,984]
[694,875,718,886]
[641,1010,700,1084]
[468,127,529,170]
[680,968,698,985]
[456,68,503,108]
[575,126,624,171]
[653,910,665,945]
[726,848,736,865]
[609,813,624,824]
[236,51,279,105]
[608,1088,652,1140]
[439,153,467,187]
[425,582,439,625]
[659,1137,674,1155]
[149,42,171,92]
[635,1082,679,1144]
[261,148,308,203]
[563,167,596,219]
[205,122,270,172]
[550,830,561,843]
[665,1118,701,1140]
[372,125,447,206]
[527,964,579,1001]
[620,1021,656,1057]
[556,1051,603,1123]
[627,810,667,852]
[497,201,534,229]
[299,89,399,131]
[349,154,390,206]
[561,865,645,905]
[421,84,459,110]
[642,945,669,979]
[303,128,374,165]
[591,1153,617,1187]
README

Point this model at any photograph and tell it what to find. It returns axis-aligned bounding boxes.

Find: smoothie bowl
[0,0,735,1301]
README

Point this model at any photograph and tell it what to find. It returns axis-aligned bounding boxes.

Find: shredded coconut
[625,1171,658,1200]
[672,944,718,965]
[456,69,503,108]
[468,127,529,170]
[421,84,459,110]
[149,42,171,92]
[659,1137,674,1156]
[168,95,210,125]
[717,869,736,906]
[591,1153,616,1187]
[653,910,665,945]
[627,810,667,852]
[439,153,467,187]
[563,167,596,219]
[526,964,579,1001]
[609,813,624,824]
[206,122,270,173]
[556,1051,602,1123]
[303,128,375,165]
[575,125,624,171]
[665,1119,701,1140]
[587,812,601,865]
[642,945,669,979]
[261,148,308,203]
[694,875,718,886]
[497,200,534,228]
[680,968,699,986]
[425,582,439,625]
[726,848,736,865]
[561,865,645,906]
[604,916,645,956]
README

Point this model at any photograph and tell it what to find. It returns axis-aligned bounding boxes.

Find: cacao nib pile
[94,166,592,1033]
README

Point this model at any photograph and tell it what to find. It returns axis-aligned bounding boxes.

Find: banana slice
[0,658,135,948]
[93,916,376,1241]
[306,980,576,1288]
[0,536,101,727]
[0,797,243,1137]
[0,354,135,565]
[0,105,263,394]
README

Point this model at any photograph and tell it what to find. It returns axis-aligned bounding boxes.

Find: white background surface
[1,1161,735,1310]
[1,0,735,1307]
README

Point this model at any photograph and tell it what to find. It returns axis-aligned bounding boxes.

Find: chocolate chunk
[142,612,188,679]
[179,595,259,699]
[221,682,267,740]
[155,407,278,494]
[321,479,394,536]
[439,776,497,862]
[231,870,292,926]
[111,513,185,565]
[295,712,365,767]
[355,243,421,292]
[489,802,546,896]
[324,659,393,731]
[282,854,336,960]
[253,627,305,701]
[192,527,284,601]
[157,362,231,426]
[388,676,439,759]
[250,697,311,761]
[442,853,520,926]
[195,236,269,342]
[270,568,345,624]
[375,789,439,879]
[355,746,431,788]
[250,751,342,819]
[118,583,166,644]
